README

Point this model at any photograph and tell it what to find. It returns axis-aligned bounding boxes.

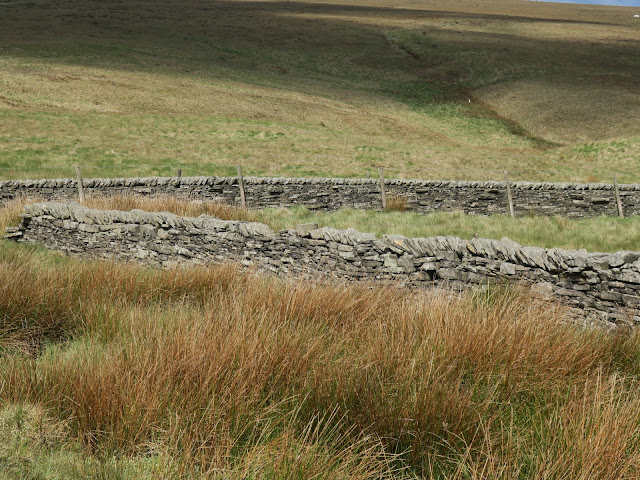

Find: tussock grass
[2,200,640,478]
[2,252,640,478]
[385,193,409,212]
[83,195,259,223]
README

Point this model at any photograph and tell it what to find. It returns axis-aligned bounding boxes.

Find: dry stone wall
[2,176,640,218]
[6,202,640,325]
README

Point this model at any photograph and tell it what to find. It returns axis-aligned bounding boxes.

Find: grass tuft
[385,193,409,212]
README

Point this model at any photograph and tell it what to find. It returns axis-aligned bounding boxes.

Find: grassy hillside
[1,0,639,182]
[2,200,640,479]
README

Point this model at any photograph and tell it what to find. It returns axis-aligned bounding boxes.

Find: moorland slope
[0,0,639,181]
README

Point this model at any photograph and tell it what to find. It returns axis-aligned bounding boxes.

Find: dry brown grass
[385,193,409,212]
[0,199,23,234]
[2,229,640,477]
[83,195,259,222]
[3,198,640,477]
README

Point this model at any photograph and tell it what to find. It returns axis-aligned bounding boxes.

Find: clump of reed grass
[385,192,409,212]
[82,195,259,222]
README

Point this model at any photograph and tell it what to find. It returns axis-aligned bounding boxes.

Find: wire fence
[0,163,634,219]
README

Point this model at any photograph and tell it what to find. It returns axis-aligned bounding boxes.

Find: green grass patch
[1,0,639,181]
[255,207,640,252]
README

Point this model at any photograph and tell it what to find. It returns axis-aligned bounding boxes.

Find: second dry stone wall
[2,176,640,218]
[6,202,640,325]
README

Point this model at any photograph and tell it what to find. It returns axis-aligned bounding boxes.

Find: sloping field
[0,0,639,181]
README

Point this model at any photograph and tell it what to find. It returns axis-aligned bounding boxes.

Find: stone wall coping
[2,176,639,191]
[23,202,276,238]
[21,202,640,275]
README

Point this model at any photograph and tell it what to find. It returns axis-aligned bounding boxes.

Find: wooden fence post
[614,175,624,218]
[177,168,182,178]
[378,167,386,211]
[75,166,85,204]
[236,165,246,209]
[505,171,515,218]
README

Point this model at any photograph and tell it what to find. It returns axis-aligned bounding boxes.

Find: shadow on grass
[1,0,636,98]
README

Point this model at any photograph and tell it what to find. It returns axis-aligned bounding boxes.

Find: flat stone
[520,246,548,269]
[609,251,640,267]
[532,282,554,297]
[338,250,356,260]
[397,254,416,273]
[499,262,516,275]
[599,291,623,302]
[293,223,319,238]
[621,270,640,284]
[382,253,398,268]
[437,268,460,280]
[555,288,586,298]
[78,224,100,233]
[420,261,439,272]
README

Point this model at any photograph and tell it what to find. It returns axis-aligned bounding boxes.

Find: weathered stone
[520,246,548,270]
[555,288,586,298]
[382,253,398,268]
[599,291,623,303]
[420,261,439,272]
[588,255,610,271]
[531,282,554,297]
[437,268,460,280]
[609,251,640,267]
[435,251,458,262]
[175,246,193,257]
[238,222,274,238]
[293,223,319,238]
[324,227,376,246]
[621,270,640,284]
[361,259,383,267]
[62,220,78,230]
[139,225,157,238]
[10,200,640,325]
[78,224,100,233]
[397,254,416,273]
[3,228,22,239]
[338,250,356,260]
[309,228,325,240]
[499,262,516,275]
